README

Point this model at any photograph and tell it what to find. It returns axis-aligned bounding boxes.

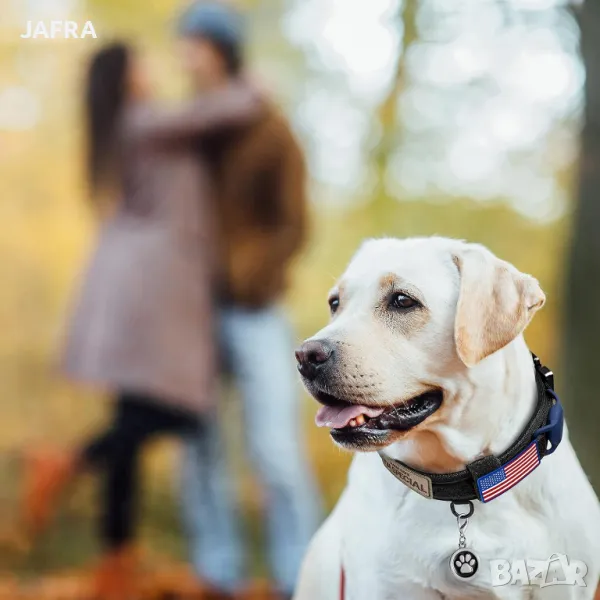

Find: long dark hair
[85,42,130,197]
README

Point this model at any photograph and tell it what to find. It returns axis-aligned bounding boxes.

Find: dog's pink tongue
[315,405,385,429]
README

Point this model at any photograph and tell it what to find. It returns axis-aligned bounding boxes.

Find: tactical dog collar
[379,354,564,503]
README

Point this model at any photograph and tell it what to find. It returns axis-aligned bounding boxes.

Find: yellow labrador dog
[294,237,600,600]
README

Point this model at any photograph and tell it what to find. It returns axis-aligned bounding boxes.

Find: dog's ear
[453,244,545,367]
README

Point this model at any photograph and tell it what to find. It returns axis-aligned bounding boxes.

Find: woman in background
[22,42,260,600]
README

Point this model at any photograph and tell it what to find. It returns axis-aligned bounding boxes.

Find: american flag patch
[477,441,540,502]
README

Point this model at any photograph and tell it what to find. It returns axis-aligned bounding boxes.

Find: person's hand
[240,71,271,101]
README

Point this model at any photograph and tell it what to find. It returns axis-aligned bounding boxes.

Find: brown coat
[61,85,261,415]
[201,105,308,308]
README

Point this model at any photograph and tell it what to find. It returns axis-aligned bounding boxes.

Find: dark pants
[81,392,199,549]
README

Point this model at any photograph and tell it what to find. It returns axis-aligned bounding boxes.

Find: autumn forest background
[1,0,599,596]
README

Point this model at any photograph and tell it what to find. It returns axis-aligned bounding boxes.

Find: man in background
[176,3,322,599]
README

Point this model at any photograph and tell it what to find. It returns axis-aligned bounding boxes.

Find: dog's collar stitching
[379,353,564,502]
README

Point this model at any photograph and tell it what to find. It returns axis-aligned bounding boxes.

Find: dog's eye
[389,292,418,310]
[328,296,340,314]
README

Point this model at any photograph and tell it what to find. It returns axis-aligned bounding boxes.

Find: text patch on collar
[381,455,433,498]
[476,441,540,502]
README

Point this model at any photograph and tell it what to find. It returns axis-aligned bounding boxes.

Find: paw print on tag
[456,553,476,574]
[450,549,479,580]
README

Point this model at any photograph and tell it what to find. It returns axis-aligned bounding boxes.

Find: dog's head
[296,237,545,455]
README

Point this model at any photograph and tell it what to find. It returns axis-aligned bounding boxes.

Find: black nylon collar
[379,354,562,502]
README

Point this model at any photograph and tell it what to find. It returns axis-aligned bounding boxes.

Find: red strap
[340,565,346,600]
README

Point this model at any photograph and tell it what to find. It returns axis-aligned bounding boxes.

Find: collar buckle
[533,389,564,455]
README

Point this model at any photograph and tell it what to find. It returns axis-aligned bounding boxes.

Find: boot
[91,546,139,600]
[21,447,78,536]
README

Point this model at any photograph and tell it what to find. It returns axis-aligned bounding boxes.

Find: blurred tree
[369,0,417,232]
[563,0,600,494]
[372,0,412,184]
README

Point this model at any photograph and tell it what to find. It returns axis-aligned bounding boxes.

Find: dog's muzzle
[295,338,443,441]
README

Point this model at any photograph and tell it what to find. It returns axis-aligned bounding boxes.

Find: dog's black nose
[295,340,333,380]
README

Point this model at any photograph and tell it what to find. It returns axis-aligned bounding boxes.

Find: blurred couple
[22,3,321,599]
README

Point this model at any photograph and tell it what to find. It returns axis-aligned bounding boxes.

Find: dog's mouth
[312,388,443,447]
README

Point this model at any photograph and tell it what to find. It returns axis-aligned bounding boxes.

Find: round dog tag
[450,548,479,580]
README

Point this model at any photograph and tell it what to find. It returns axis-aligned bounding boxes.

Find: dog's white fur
[294,237,600,600]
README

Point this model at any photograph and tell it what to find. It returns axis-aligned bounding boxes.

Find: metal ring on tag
[449,548,480,580]
[450,501,474,519]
